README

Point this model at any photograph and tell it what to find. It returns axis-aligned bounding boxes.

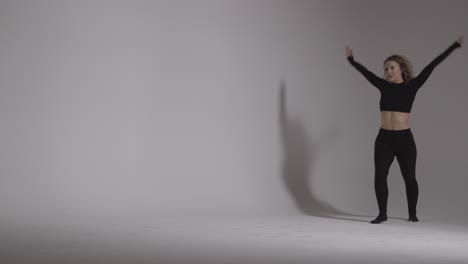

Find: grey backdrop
[0,0,467,226]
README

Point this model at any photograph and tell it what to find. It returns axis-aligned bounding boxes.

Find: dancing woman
[346,36,464,224]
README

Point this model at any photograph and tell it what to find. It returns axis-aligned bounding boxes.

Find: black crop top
[347,42,461,113]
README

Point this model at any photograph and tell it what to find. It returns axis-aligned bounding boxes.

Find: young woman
[346,36,464,224]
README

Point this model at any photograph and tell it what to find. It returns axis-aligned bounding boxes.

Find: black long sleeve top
[347,42,461,113]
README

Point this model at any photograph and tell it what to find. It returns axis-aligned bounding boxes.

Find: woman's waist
[380,111,410,130]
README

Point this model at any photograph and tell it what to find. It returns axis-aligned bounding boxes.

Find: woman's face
[384,60,404,84]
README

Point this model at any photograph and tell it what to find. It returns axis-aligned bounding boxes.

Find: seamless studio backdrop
[0,0,467,227]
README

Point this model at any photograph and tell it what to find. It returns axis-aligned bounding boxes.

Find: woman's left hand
[457,36,464,46]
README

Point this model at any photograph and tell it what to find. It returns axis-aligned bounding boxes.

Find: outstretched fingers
[457,36,464,46]
[346,46,353,57]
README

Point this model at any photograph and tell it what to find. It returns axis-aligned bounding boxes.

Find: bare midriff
[380,111,410,130]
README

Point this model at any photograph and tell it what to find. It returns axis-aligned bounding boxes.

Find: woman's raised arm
[411,36,463,90]
[346,45,386,90]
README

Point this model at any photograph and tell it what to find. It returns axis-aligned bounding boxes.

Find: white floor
[2,214,468,264]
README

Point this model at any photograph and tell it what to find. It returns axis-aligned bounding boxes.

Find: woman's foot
[370,214,388,224]
[408,215,419,222]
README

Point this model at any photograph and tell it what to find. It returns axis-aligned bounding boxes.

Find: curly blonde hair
[384,55,414,82]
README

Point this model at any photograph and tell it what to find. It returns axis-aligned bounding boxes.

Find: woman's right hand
[346,46,353,58]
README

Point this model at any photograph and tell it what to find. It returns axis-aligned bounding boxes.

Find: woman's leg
[395,132,419,221]
[373,133,395,221]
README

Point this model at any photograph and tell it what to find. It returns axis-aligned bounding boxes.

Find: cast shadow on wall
[279,80,391,222]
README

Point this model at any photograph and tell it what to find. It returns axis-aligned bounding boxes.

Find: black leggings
[374,128,419,217]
